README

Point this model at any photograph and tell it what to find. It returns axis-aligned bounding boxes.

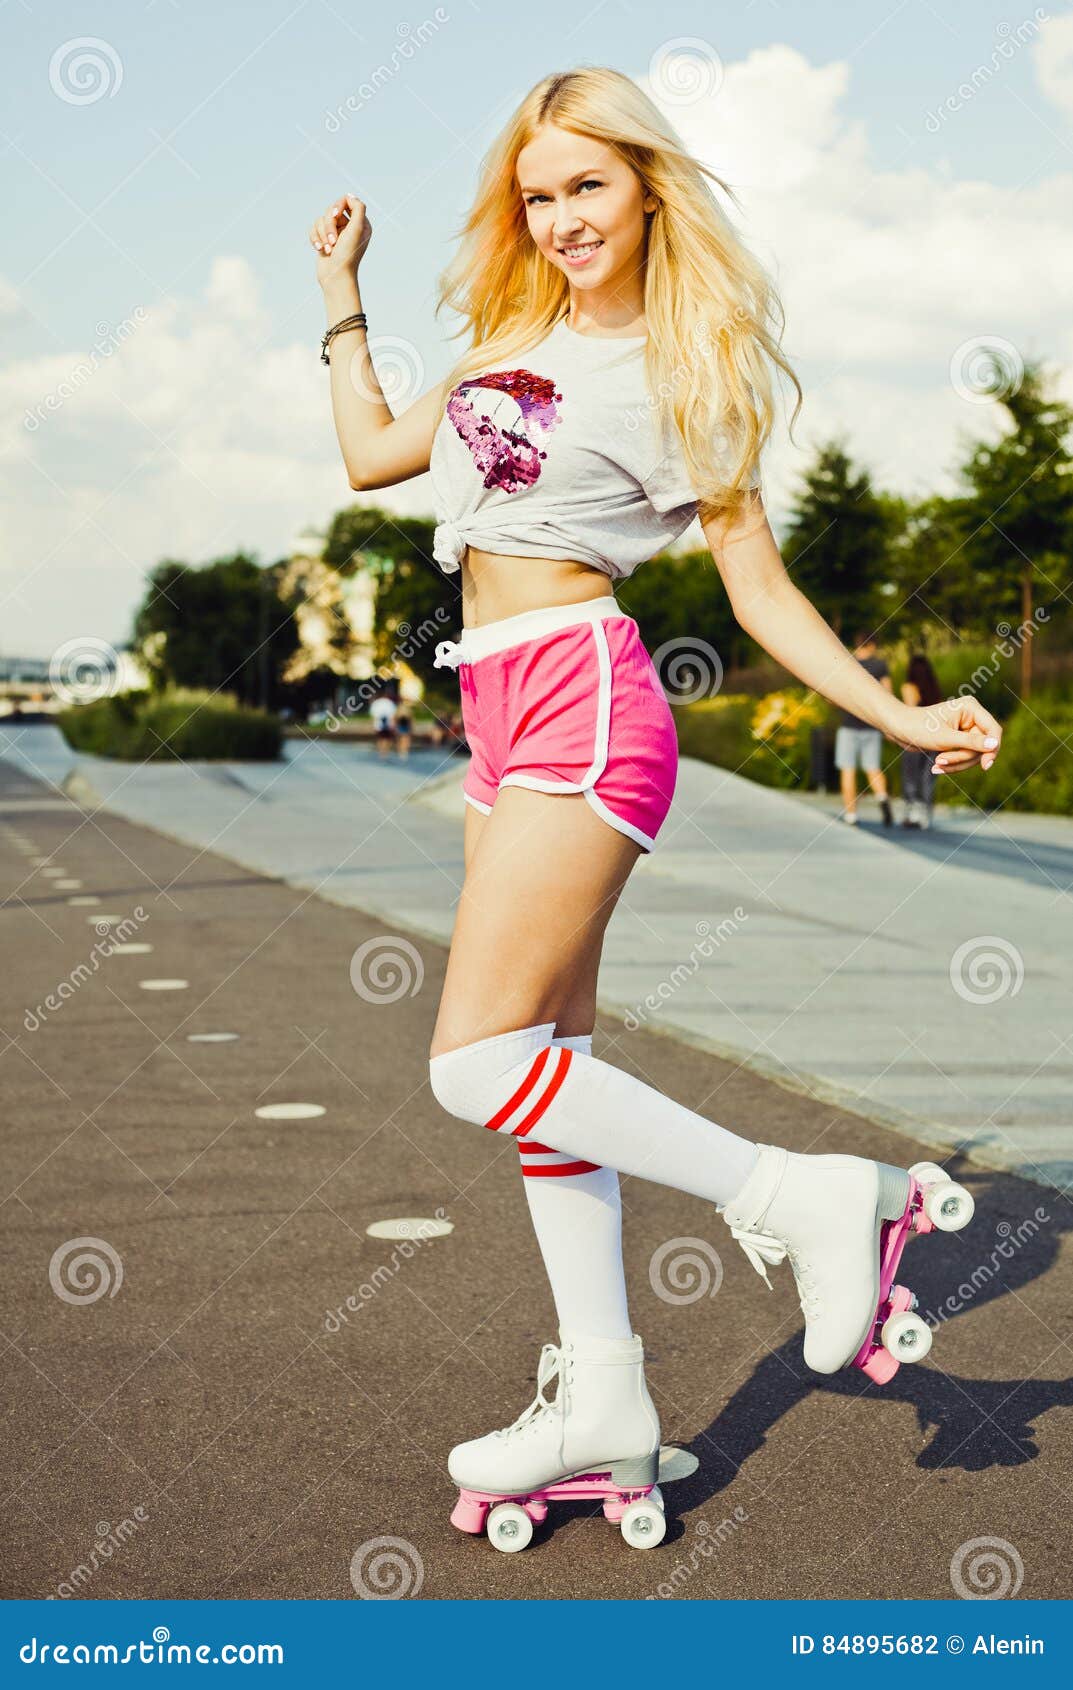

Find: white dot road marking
[41,867,66,877]
[187,1032,239,1043]
[55,879,82,889]
[254,1103,326,1121]
[365,1217,454,1240]
[69,896,100,906]
[109,942,153,955]
[138,979,189,991]
[87,914,123,924]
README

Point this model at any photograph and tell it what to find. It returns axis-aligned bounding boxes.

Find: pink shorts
[432,598,679,851]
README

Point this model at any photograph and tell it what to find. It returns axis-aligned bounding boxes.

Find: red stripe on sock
[484,1045,551,1133]
[518,1139,554,1155]
[522,1158,600,1177]
[513,1046,573,1138]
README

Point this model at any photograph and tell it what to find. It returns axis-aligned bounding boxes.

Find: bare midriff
[459,545,617,628]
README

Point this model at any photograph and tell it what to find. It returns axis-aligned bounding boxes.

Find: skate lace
[729,1226,821,1320]
[494,1343,565,1442]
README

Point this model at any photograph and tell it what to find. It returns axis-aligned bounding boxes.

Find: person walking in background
[369,689,397,757]
[836,629,894,827]
[395,699,413,760]
[899,653,944,829]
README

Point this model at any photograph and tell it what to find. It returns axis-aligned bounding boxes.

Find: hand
[887,694,1002,775]
[309,193,371,287]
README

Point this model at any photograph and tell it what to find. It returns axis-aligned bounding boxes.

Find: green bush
[58,689,281,762]
[971,692,1073,814]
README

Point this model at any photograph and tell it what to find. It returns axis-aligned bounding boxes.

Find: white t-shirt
[369,696,397,727]
[428,316,759,581]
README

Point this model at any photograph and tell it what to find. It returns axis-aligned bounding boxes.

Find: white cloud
[643,42,1073,499]
[3,46,1071,656]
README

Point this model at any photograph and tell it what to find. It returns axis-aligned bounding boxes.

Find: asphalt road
[1,761,1069,1601]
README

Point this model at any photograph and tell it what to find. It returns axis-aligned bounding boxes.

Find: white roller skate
[448,1330,665,1552]
[720,1144,919,1374]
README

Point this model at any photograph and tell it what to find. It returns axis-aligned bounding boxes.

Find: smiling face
[517,125,656,320]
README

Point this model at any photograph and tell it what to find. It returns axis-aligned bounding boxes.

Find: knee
[428,1023,556,1127]
[428,1043,486,1124]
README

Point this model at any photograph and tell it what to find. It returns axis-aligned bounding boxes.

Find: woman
[900,652,945,828]
[310,68,1001,1503]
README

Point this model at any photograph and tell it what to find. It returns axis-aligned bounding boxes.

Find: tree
[780,442,898,640]
[323,504,461,693]
[132,554,299,706]
[944,359,1073,697]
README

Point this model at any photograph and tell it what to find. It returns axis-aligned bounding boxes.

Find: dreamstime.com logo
[25,907,149,1031]
[625,912,748,1030]
[648,1508,749,1598]
[49,1238,124,1305]
[51,1509,150,1599]
[324,1211,449,1332]
[349,1536,424,1599]
[349,935,425,1003]
[922,1208,1050,1328]
[950,1536,1025,1599]
[649,1237,724,1305]
[949,935,1024,1005]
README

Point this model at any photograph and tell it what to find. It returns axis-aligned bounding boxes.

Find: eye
[523,179,603,206]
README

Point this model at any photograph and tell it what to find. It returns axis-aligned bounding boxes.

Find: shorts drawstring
[434,639,466,670]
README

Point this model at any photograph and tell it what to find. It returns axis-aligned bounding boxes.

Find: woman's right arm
[311,194,446,491]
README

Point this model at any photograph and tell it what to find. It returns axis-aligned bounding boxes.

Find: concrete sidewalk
[1,760,1070,1600]
[4,722,1070,1191]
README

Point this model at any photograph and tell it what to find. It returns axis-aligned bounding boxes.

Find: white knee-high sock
[518,1032,633,1342]
[430,1022,759,1207]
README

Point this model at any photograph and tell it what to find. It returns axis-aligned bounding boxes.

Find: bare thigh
[431,788,643,1057]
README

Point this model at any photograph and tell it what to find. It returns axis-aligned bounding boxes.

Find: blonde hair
[434,65,802,516]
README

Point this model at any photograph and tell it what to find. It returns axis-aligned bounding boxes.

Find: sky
[2,0,1072,659]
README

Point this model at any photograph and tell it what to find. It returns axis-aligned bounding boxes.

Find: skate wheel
[908,1160,947,1186]
[922,1179,974,1232]
[880,1309,933,1363]
[486,1501,534,1553]
[620,1498,667,1549]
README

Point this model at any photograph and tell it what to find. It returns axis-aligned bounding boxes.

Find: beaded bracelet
[320,313,368,364]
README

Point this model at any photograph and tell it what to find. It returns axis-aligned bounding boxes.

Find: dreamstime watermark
[49,37,123,104]
[25,907,149,1031]
[24,310,149,431]
[949,935,1024,1004]
[349,935,425,1003]
[925,12,1048,131]
[922,1207,1050,1328]
[649,1237,724,1305]
[324,1211,449,1332]
[48,636,121,706]
[50,1509,150,1599]
[349,335,426,408]
[324,610,451,731]
[648,1508,749,1598]
[325,13,450,130]
[649,38,725,105]
[651,637,725,705]
[49,1237,124,1305]
[950,1536,1025,1599]
[949,336,1025,403]
[349,1536,424,1598]
[625,911,748,1031]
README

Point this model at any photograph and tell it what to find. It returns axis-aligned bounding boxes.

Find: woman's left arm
[699,495,1003,776]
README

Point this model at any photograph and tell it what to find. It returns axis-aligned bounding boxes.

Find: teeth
[562,241,601,255]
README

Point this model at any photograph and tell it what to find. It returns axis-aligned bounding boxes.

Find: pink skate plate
[853,1165,974,1384]
[450,1469,666,1552]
